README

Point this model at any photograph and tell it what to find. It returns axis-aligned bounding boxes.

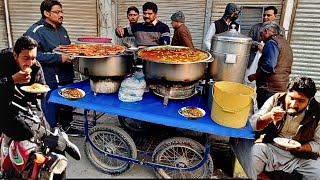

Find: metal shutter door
[8,0,98,43]
[117,0,206,49]
[290,0,320,88]
[0,0,8,49]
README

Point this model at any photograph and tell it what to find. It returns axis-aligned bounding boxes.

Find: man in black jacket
[0,36,48,140]
[0,36,81,164]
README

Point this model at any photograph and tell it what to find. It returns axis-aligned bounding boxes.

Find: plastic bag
[244,51,261,83]
[118,70,146,102]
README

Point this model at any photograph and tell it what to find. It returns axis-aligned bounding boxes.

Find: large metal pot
[209,25,252,83]
[77,51,134,77]
[140,46,212,82]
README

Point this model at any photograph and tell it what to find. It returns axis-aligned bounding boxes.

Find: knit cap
[171,11,185,23]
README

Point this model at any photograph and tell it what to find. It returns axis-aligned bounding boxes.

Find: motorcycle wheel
[2,168,22,180]
[152,137,214,179]
[83,125,137,175]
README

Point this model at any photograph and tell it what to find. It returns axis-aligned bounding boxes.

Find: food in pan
[178,106,206,119]
[59,88,85,100]
[137,46,210,63]
[54,44,126,57]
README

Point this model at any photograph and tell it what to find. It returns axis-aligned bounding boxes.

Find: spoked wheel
[118,116,152,134]
[83,125,137,175]
[152,137,214,179]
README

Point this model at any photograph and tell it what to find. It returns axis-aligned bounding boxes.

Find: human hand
[116,26,124,37]
[248,74,256,82]
[268,106,286,122]
[258,43,264,53]
[12,70,31,84]
[62,54,74,63]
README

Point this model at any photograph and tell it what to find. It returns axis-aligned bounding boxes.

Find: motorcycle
[0,101,81,180]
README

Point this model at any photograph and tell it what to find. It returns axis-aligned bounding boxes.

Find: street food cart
[48,80,254,178]
[50,43,255,178]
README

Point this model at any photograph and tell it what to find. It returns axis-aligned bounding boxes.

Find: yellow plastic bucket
[211,81,255,128]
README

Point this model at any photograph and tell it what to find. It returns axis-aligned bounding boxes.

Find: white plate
[58,87,85,100]
[273,137,301,149]
[20,85,50,93]
[178,106,206,120]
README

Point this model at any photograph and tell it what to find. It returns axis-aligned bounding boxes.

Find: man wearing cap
[170,11,193,48]
[204,3,241,51]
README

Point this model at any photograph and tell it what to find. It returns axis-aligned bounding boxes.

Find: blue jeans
[41,80,73,128]
[256,87,274,109]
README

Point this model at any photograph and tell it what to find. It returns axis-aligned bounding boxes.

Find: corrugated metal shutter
[290,0,320,88]
[117,0,206,49]
[210,0,283,35]
[8,0,97,43]
[0,0,8,50]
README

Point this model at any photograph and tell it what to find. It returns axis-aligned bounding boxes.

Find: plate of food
[20,83,50,93]
[178,106,206,120]
[58,87,85,100]
[273,137,301,149]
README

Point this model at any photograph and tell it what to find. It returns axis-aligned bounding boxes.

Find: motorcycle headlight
[46,152,68,174]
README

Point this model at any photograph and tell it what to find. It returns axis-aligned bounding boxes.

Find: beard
[287,106,306,116]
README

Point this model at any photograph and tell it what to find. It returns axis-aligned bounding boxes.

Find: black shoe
[60,126,82,137]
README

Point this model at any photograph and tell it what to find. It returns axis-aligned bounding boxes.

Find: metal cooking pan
[138,46,213,82]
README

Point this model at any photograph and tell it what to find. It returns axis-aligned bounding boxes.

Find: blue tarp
[48,80,254,139]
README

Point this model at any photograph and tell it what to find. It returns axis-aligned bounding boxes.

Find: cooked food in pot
[138,46,210,63]
[54,44,126,57]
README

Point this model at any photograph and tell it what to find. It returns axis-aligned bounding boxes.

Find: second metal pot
[77,51,134,77]
[143,61,207,82]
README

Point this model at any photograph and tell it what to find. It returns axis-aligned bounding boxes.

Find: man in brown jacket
[170,11,194,48]
[250,76,320,180]
[248,21,293,108]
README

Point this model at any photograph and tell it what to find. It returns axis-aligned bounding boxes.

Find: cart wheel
[83,125,137,175]
[152,137,214,179]
[118,116,152,134]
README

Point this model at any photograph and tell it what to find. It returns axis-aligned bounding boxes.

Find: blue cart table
[48,80,255,178]
[49,80,254,139]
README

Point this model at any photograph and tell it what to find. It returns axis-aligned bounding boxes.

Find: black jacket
[0,48,47,141]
